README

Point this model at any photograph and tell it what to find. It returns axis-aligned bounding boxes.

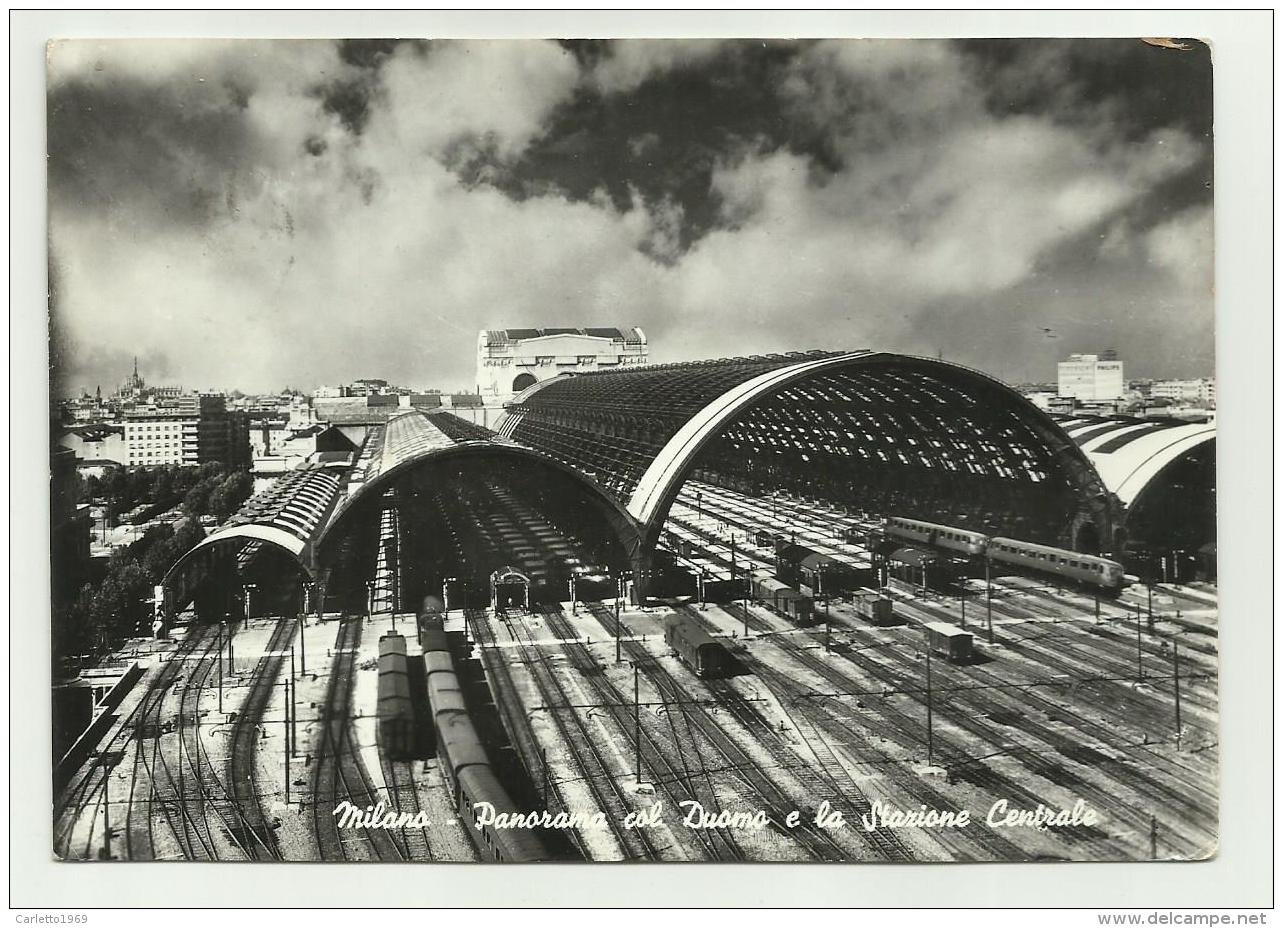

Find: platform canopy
[500,350,1116,551]
[161,458,349,616]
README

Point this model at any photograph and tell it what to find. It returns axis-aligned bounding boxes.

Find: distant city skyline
[49,39,1213,397]
[59,344,1216,403]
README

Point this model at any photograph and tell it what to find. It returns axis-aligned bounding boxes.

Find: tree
[208,471,254,521]
[152,468,173,505]
[184,481,214,517]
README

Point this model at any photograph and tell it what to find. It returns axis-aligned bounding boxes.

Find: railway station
[56,348,1220,865]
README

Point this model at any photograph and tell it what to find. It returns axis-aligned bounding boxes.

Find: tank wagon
[376,633,416,760]
[664,615,731,678]
[417,613,552,862]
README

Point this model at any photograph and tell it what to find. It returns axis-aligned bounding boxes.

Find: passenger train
[418,609,552,862]
[878,516,1127,595]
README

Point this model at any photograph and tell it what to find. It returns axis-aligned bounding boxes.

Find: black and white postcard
[46,35,1223,868]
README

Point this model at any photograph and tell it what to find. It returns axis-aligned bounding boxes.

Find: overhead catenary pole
[101,766,112,860]
[290,644,297,752]
[615,578,623,664]
[985,556,994,644]
[284,677,291,803]
[1135,605,1144,681]
[925,644,935,767]
[217,623,224,713]
[633,663,641,781]
[1173,638,1183,747]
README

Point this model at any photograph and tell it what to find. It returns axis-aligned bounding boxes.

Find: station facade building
[475,327,648,405]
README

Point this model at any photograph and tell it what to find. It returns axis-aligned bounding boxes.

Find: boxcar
[776,544,875,596]
[664,616,730,678]
[750,573,814,624]
[853,593,897,626]
[700,576,745,604]
[923,621,973,663]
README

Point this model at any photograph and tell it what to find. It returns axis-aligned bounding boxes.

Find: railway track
[171,624,285,860]
[670,506,1220,847]
[576,602,844,861]
[54,632,204,859]
[669,606,917,862]
[375,741,434,861]
[311,617,404,861]
[535,605,745,861]
[709,602,1034,860]
[225,617,294,859]
[481,608,660,861]
[806,611,1217,857]
[135,625,224,860]
[466,608,598,859]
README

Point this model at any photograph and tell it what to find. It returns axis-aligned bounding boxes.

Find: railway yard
[54,475,1219,863]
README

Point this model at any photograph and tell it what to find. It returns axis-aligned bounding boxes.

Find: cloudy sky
[48,38,1213,396]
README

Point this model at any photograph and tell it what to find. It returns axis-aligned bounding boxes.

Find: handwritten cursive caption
[334,798,1099,831]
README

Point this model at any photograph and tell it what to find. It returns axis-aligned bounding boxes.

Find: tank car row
[376,633,417,760]
[418,611,552,862]
[879,516,1127,595]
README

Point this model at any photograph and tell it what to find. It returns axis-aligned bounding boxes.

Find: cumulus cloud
[48,38,1213,395]
[371,40,580,162]
[591,39,728,94]
[646,41,1205,363]
[49,39,661,392]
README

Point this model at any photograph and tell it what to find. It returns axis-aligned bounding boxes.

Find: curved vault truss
[500,350,1116,552]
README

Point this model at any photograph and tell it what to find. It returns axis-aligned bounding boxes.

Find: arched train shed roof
[313,411,645,564]
[161,458,349,596]
[500,350,1115,549]
[1053,415,1216,508]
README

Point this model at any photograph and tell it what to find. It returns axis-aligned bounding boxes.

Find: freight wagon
[923,621,973,664]
[750,573,814,625]
[852,592,897,626]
